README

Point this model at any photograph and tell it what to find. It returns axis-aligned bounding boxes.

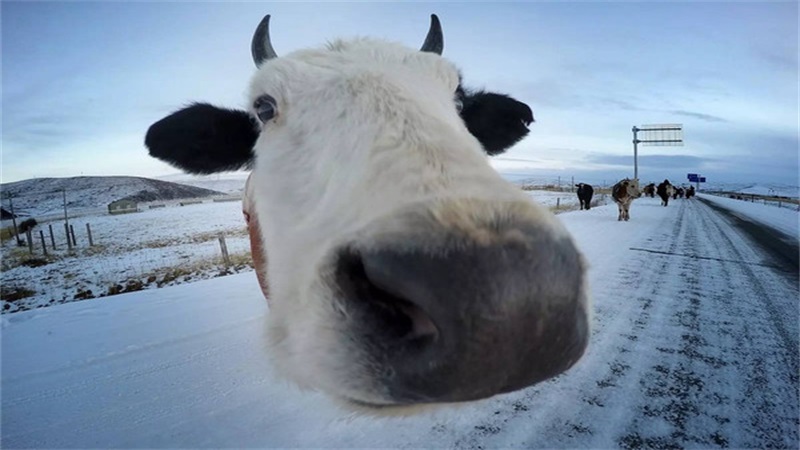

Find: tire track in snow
[684,198,797,447]
[617,198,798,449]
[451,202,692,448]
[448,199,798,449]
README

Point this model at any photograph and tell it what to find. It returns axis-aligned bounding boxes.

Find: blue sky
[3,1,798,187]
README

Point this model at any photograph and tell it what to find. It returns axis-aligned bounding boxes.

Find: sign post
[687,173,706,191]
[632,124,684,180]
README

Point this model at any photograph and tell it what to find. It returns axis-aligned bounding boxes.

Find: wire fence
[704,191,800,211]
[1,199,252,314]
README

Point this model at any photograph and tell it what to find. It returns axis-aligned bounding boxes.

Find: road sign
[699,177,706,183]
[631,124,684,180]
[636,124,684,147]
[688,175,699,182]
[687,173,698,179]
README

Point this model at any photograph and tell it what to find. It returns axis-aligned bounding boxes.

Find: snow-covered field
[2,195,797,448]
[701,193,799,238]
[2,201,252,313]
[731,183,799,199]
[1,189,596,314]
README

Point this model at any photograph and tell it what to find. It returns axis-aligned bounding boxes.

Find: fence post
[556,198,560,210]
[86,223,94,246]
[39,230,48,256]
[218,233,231,267]
[65,223,73,251]
[25,229,33,254]
[70,225,77,247]
[49,224,56,250]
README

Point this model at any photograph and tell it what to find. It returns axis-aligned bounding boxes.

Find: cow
[643,183,656,198]
[611,178,641,221]
[672,187,685,200]
[144,14,590,413]
[686,185,696,199]
[575,183,594,210]
[657,179,673,206]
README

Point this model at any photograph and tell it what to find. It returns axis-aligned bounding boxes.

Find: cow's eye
[254,94,277,123]
[454,97,463,112]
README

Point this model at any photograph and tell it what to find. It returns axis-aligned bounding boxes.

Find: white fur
[244,38,580,407]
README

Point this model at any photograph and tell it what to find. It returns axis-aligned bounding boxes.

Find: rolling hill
[0,176,226,218]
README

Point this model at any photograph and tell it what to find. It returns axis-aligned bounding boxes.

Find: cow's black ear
[459,90,534,156]
[145,103,258,174]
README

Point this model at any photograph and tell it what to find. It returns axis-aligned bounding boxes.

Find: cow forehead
[248,38,460,106]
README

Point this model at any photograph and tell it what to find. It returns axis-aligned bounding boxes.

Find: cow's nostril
[335,250,438,343]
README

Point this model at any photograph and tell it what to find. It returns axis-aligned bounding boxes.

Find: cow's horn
[420,14,444,55]
[252,15,278,67]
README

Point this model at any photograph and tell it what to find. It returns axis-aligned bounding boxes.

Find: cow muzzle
[326,200,590,406]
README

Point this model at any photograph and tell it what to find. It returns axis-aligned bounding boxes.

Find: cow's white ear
[146,103,258,174]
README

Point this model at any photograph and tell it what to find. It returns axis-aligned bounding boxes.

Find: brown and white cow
[643,183,656,198]
[612,178,641,221]
[145,14,590,414]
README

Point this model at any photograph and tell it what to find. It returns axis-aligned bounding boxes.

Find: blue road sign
[687,173,698,179]
[688,175,699,182]
[699,177,706,183]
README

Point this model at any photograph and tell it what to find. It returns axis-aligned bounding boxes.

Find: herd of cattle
[576,179,696,221]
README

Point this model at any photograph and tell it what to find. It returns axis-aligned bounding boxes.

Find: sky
[2,1,798,187]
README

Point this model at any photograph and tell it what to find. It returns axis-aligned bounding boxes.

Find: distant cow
[612,178,641,221]
[686,186,696,199]
[643,183,656,198]
[576,183,594,210]
[657,179,673,206]
[673,187,685,199]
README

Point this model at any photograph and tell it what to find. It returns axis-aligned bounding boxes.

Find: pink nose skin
[243,174,270,302]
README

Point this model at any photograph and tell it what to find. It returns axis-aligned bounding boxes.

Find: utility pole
[6,192,20,243]
[62,189,70,229]
[632,126,639,180]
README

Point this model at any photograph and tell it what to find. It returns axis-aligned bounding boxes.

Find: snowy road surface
[2,196,798,448]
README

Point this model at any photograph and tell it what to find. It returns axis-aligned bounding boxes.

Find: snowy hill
[0,176,226,218]
[156,172,249,195]
[731,183,799,198]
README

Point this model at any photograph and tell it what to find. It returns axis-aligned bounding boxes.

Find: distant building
[108,199,138,215]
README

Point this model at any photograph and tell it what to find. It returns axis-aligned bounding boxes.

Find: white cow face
[146,15,590,413]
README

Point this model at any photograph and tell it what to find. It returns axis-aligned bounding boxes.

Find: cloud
[669,110,728,123]
[587,153,713,169]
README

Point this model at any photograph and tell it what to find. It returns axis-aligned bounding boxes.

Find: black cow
[575,183,594,210]
[656,179,673,206]
[643,183,656,198]
[686,186,696,199]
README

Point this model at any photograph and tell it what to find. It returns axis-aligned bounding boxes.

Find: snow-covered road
[2,197,798,448]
